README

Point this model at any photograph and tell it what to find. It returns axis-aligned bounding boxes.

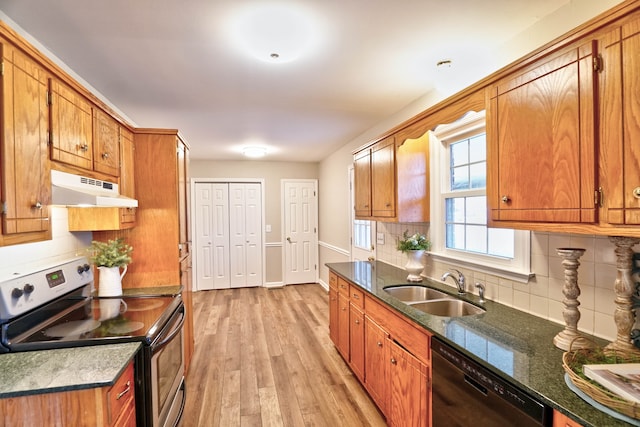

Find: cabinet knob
[385,203,391,208]
[633,187,640,199]
[79,143,89,152]
[32,201,43,210]
[501,195,511,204]
[102,152,109,159]
[354,319,360,325]
[352,293,359,299]
[364,204,369,208]
[390,358,397,365]
[377,341,383,348]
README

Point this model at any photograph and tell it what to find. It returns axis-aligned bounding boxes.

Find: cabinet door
[337,293,350,360]
[487,42,596,224]
[49,77,93,170]
[119,127,136,225]
[93,109,120,177]
[1,44,50,235]
[354,149,372,217]
[177,138,190,259]
[364,315,389,416]
[598,15,640,225]
[329,283,339,346]
[349,304,365,381]
[388,339,429,427]
[371,137,396,218]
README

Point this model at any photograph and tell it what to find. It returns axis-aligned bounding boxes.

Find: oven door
[150,303,185,427]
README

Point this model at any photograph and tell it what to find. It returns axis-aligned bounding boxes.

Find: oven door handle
[154,306,185,351]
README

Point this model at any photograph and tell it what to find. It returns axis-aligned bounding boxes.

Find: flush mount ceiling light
[242,146,268,158]
[225,3,324,63]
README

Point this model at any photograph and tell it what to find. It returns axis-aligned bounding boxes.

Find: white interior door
[195,183,231,290]
[195,183,215,290]
[229,183,263,288]
[194,181,262,290]
[349,166,376,261]
[283,180,318,285]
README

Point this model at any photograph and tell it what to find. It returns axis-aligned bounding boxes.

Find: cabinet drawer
[337,277,350,296]
[329,271,338,289]
[366,295,431,364]
[350,285,364,309]
[106,361,135,426]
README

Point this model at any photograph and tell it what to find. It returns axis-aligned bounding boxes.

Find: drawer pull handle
[116,381,131,400]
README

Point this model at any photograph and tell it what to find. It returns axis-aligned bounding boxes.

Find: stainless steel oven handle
[154,306,185,352]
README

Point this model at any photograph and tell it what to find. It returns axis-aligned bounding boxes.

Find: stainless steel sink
[383,285,451,302]
[408,299,485,317]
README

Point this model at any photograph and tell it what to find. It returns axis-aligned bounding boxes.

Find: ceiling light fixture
[436,59,453,69]
[242,146,268,158]
[225,3,325,64]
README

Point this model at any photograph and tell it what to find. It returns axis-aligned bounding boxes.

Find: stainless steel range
[0,256,185,427]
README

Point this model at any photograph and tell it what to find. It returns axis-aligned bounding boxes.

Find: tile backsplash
[376,222,639,343]
[0,207,92,279]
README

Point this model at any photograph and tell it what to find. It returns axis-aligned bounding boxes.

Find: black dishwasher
[431,337,551,426]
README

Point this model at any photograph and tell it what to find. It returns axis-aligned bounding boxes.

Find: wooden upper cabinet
[93,109,120,177]
[354,148,372,217]
[598,13,640,227]
[354,130,430,222]
[371,137,396,218]
[0,42,51,242]
[49,77,93,170]
[486,40,597,225]
[177,137,190,259]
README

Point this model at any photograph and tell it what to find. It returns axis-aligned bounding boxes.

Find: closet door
[195,183,230,290]
[229,183,263,288]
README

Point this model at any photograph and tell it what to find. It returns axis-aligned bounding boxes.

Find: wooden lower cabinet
[328,270,431,426]
[337,293,350,360]
[0,360,135,427]
[553,410,584,427]
[388,339,429,427]
[364,315,389,415]
[350,304,365,381]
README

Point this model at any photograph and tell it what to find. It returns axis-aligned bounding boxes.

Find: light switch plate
[265,224,272,232]
[376,233,385,245]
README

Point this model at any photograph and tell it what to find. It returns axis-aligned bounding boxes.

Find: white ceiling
[0,0,577,161]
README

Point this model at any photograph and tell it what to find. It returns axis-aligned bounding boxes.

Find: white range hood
[51,170,138,208]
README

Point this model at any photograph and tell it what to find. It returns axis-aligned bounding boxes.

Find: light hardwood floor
[181,284,387,427]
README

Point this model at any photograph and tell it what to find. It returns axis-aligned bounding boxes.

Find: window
[430,111,531,282]
[353,219,372,251]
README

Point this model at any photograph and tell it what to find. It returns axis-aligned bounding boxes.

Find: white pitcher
[98,265,127,297]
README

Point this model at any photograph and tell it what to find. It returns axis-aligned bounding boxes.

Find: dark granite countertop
[327,261,636,427]
[0,342,140,398]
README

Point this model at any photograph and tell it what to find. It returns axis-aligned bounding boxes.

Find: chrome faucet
[441,269,466,295]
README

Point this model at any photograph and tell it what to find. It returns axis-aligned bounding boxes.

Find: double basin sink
[383,285,485,317]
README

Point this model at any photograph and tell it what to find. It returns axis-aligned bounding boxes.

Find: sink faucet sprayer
[441,269,466,295]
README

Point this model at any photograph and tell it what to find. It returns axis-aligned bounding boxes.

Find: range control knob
[11,288,24,299]
[77,265,85,274]
[23,283,35,294]
[83,264,91,272]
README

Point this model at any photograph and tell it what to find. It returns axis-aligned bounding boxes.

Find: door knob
[286,237,291,243]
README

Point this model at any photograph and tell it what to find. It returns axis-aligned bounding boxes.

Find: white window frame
[429,111,532,283]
